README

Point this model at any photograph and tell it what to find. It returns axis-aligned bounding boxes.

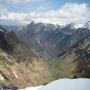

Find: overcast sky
[0,0,90,25]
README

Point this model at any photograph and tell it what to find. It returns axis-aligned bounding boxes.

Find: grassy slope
[0,30,52,88]
[0,51,52,88]
[51,52,77,79]
[50,36,90,79]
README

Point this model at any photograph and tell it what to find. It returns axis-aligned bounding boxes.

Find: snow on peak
[68,23,84,29]
[73,24,84,29]
[0,74,4,81]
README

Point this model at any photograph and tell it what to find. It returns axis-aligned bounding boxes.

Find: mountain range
[0,21,90,88]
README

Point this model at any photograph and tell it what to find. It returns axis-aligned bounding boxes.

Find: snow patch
[13,71,19,79]
[0,74,4,81]
[37,38,40,44]
[0,28,4,32]
[20,86,43,90]
[73,24,84,29]
[69,23,84,29]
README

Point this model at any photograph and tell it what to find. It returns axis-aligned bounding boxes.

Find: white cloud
[0,3,90,25]
[27,3,90,25]
[32,3,90,25]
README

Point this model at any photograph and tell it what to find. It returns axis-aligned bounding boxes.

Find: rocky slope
[51,35,90,79]
[0,27,52,88]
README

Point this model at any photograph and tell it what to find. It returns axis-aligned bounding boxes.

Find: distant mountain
[0,26,52,88]
[14,21,90,59]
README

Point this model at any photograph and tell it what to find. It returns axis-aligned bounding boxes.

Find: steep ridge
[0,27,52,88]
[51,35,90,79]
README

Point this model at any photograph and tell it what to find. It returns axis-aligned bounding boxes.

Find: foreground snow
[40,78,90,90]
[20,86,43,90]
[22,78,90,90]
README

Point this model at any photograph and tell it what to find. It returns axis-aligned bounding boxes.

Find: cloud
[31,3,90,25]
[28,3,90,25]
[7,0,40,4]
[0,4,8,16]
[0,3,90,25]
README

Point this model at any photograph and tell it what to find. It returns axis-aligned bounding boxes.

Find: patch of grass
[50,52,78,79]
